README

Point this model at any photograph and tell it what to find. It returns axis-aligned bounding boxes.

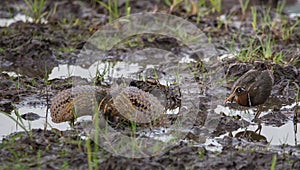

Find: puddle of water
[49,49,197,83]
[48,62,143,81]
[215,102,300,146]
[0,106,71,141]
[215,104,257,121]
[203,138,223,152]
[2,71,22,77]
[2,58,299,147]
[48,60,185,90]
[218,122,299,146]
[260,122,299,145]
[1,51,193,139]
[186,138,223,152]
[0,13,47,27]
[0,14,32,27]
[141,128,174,142]
[1,46,213,154]
[140,127,223,152]
[285,0,300,17]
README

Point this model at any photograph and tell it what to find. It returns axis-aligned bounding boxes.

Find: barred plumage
[50,85,165,126]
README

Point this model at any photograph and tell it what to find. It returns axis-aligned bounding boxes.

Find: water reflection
[0,106,70,141]
[216,102,300,146]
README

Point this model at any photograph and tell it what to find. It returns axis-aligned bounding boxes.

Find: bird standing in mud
[224,62,274,121]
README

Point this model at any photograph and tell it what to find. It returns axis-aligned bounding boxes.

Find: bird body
[225,63,274,120]
[50,85,165,126]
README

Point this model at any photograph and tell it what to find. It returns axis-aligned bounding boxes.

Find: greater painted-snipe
[224,62,274,121]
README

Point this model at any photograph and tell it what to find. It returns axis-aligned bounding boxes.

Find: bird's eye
[236,87,245,93]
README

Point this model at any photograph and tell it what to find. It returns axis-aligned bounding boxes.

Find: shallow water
[48,62,143,81]
[286,0,300,13]
[0,106,70,140]
[0,14,32,27]
[1,58,299,147]
[216,102,300,146]
[0,13,47,27]
[0,52,198,140]
[0,60,143,141]
[0,11,299,146]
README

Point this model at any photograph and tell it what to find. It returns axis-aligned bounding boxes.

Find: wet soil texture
[0,0,300,169]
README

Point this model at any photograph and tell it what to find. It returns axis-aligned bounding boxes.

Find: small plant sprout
[24,0,48,23]
[260,35,273,60]
[261,7,272,30]
[239,0,250,20]
[164,0,183,13]
[125,0,130,17]
[251,7,257,32]
[276,0,286,19]
[273,51,283,64]
[281,19,300,42]
[209,0,221,13]
[271,154,277,170]
[229,34,236,53]
[96,0,120,22]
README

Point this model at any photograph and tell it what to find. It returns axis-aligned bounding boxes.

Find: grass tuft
[24,0,48,23]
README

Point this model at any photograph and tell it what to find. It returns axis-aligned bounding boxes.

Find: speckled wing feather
[109,86,165,124]
[50,85,102,123]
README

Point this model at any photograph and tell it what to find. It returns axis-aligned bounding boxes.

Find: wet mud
[0,0,300,169]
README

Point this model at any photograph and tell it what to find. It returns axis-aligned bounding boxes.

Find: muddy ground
[0,0,300,169]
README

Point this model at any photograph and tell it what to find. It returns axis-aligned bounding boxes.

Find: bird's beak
[224,92,236,104]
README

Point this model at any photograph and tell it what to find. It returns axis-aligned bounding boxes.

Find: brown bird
[50,85,165,126]
[224,63,274,121]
